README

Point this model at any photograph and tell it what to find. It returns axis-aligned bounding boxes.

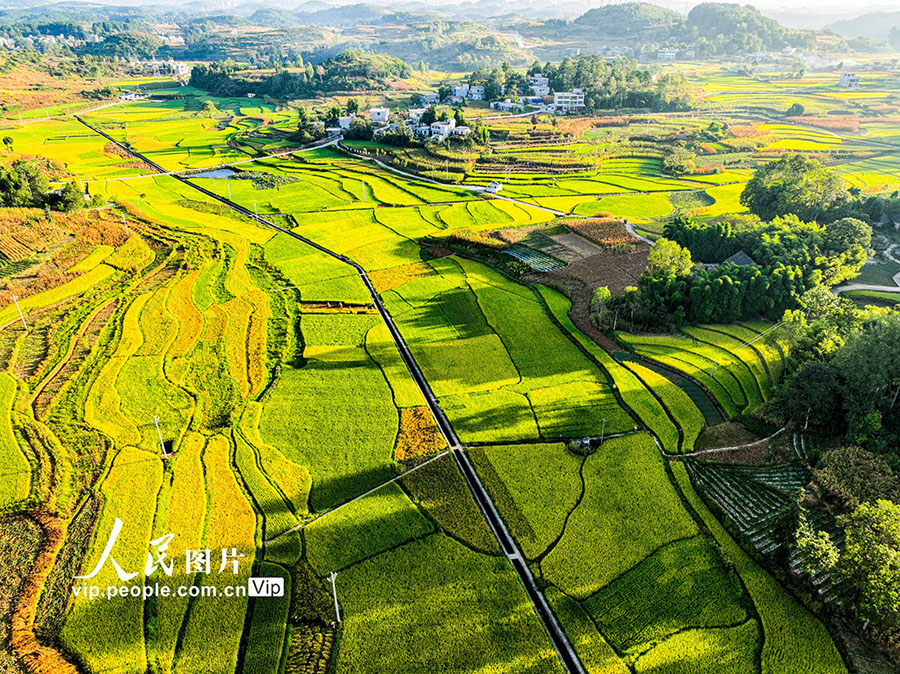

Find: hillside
[827,10,900,41]
[573,2,684,35]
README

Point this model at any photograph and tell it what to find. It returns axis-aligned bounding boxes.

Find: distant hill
[573,2,683,35]
[827,10,900,41]
[554,1,815,55]
[687,2,797,52]
[294,3,389,27]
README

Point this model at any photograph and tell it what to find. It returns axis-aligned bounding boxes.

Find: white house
[407,107,427,123]
[553,88,585,110]
[490,100,524,112]
[657,47,678,61]
[368,107,389,123]
[170,60,192,76]
[838,72,860,88]
[452,84,470,98]
[422,93,440,105]
[338,114,356,131]
[430,118,456,140]
[451,126,471,138]
[469,85,485,101]
[118,92,139,102]
[528,74,550,97]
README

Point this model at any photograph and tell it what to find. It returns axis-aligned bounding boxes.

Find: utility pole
[329,571,341,623]
[121,212,129,235]
[10,295,26,330]
[153,416,168,458]
[361,180,366,203]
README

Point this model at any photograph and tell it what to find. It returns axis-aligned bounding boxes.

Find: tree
[453,108,466,127]
[0,160,49,208]
[815,446,900,511]
[201,100,217,117]
[796,512,839,575]
[823,217,871,255]
[419,106,437,126]
[2,136,12,152]
[530,113,539,127]
[832,314,900,444]
[590,286,612,327]
[839,500,900,630]
[325,105,341,126]
[55,181,86,212]
[344,117,373,141]
[786,102,805,116]
[645,238,693,277]
[740,153,852,223]
[437,83,452,101]
[773,360,844,432]
[295,106,321,143]
[346,98,360,114]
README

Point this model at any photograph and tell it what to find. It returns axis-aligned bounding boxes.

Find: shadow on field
[307,464,398,516]
[409,288,494,339]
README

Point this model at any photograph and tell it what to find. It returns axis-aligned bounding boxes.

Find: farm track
[834,243,900,295]
[74,115,589,674]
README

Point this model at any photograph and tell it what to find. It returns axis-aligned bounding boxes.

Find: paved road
[74,115,587,674]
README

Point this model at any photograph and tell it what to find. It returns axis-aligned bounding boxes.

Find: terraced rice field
[618,323,785,419]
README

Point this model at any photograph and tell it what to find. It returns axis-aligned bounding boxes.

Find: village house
[838,72,860,88]
[528,75,550,97]
[430,118,456,140]
[553,88,585,110]
[368,107,390,123]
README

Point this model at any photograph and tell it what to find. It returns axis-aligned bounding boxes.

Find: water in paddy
[190,168,236,179]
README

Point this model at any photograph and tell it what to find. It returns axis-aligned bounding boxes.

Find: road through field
[74,115,588,674]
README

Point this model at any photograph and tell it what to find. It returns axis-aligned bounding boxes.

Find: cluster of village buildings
[429,74,587,115]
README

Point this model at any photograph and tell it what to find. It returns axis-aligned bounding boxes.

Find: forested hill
[189,50,411,98]
[522,1,816,55]
[573,3,683,35]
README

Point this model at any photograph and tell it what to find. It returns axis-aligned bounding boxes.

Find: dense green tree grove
[619,213,871,327]
[0,160,85,211]
[190,51,410,99]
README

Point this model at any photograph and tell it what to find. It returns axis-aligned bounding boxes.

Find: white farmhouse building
[430,118,456,139]
[368,107,389,123]
[838,72,860,88]
[553,88,585,110]
[528,75,550,97]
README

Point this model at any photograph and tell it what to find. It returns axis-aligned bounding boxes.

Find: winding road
[74,115,588,674]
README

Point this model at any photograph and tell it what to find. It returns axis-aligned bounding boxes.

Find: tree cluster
[190,51,411,100]
[606,212,871,329]
[0,160,85,212]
